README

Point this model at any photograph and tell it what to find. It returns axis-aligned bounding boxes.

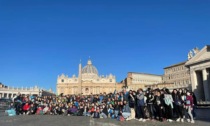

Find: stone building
[185,45,210,101]
[145,83,175,90]
[162,61,191,89]
[57,59,123,95]
[162,45,210,102]
[0,83,55,98]
[124,72,162,90]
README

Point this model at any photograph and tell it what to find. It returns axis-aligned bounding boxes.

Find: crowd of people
[5,88,197,123]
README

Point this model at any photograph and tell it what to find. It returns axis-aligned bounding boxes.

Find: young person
[185,91,195,123]
[126,90,136,121]
[136,89,146,122]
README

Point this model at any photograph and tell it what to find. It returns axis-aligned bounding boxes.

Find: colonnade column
[202,69,210,101]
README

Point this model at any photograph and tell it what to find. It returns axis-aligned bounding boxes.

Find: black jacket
[128,94,135,108]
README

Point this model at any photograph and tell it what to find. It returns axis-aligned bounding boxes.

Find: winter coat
[128,94,135,108]
[123,103,131,113]
[136,93,144,106]
[23,104,30,111]
[185,95,193,107]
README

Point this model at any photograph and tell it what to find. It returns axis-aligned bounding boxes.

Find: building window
[61,79,64,83]
[110,79,112,82]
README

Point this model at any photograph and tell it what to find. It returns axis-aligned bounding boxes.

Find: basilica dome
[82,59,98,75]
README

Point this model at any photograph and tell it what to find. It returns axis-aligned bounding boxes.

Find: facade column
[1,93,4,98]
[202,69,210,101]
[191,70,199,98]
[6,93,9,98]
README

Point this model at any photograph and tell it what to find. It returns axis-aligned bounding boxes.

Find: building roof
[82,59,98,75]
[185,45,210,66]
[128,72,162,76]
[164,61,187,69]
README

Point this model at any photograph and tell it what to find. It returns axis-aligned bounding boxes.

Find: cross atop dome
[87,59,92,65]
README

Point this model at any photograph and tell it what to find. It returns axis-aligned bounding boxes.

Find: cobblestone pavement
[0,114,210,126]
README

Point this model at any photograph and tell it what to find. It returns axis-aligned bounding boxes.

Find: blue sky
[0,0,209,92]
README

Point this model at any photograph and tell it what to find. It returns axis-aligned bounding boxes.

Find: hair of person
[165,88,171,94]
[138,88,143,92]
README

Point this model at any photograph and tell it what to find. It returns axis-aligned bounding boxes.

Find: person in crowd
[185,91,195,123]
[164,89,173,122]
[172,89,184,122]
[108,103,114,118]
[5,87,198,124]
[126,90,136,121]
[154,90,164,122]
[121,100,131,119]
[100,104,108,118]
[43,105,50,115]
[29,103,36,115]
[146,88,155,120]
[83,105,89,116]
[5,102,16,116]
[22,102,30,115]
[36,105,44,115]
[77,104,84,116]
[179,89,187,119]
[69,105,78,115]
[92,107,100,118]
[113,101,120,118]
[136,88,146,122]
[191,92,197,119]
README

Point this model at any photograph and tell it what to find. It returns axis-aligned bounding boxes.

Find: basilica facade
[56,59,122,95]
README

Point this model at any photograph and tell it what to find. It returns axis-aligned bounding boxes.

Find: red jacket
[36,107,43,114]
[23,104,30,111]
[185,95,193,107]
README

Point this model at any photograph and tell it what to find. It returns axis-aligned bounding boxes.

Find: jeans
[83,112,90,116]
[122,112,131,119]
[186,106,193,120]
[100,112,108,118]
[114,110,119,117]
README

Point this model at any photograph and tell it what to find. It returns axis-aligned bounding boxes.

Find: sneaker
[168,119,173,122]
[67,114,70,116]
[176,118,180,122]
[187,119,190,122]
[181,119,184,122]
[138,118,143,122]
[142,119,146,122]
[191,120,195,123]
